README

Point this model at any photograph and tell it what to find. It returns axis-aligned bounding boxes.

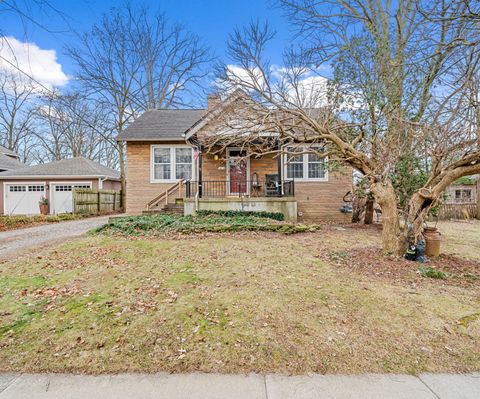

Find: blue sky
[1,0,292,87]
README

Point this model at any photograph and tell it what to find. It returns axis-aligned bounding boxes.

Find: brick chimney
[207,94,221,110]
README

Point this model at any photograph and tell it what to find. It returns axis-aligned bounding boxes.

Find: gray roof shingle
[0,145,19,158]
[116,109,206,141]
[0,157,120,179]
[0,153,23,171]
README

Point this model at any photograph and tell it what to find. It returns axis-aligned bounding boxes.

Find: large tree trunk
[364,199,374,224]
[370,181,403,254]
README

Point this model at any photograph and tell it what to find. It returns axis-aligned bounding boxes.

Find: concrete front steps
[143,199,184,216]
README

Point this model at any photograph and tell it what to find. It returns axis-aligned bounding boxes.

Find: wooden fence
[437,203,478,220]
[73,188,122,214]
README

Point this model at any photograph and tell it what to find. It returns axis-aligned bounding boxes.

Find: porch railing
[147,179,186,209]
[185,180,294,198]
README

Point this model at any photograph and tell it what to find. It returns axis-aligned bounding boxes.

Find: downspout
[99,177,107,190]
[195,191,199,212]
[185,133,202,212]
[277,141,283,196]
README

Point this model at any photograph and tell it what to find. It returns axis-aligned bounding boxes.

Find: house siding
[101,179,122,191]
[125,141,188,214]
[295,168,352,222]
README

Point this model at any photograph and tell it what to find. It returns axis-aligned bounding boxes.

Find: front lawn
[0,219,479,374]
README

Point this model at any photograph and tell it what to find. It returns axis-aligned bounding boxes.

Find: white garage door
[52,183,91,214]
[5,184,46,215]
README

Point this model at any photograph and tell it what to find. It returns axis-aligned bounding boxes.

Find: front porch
[183,196,298,222]
[144,147,298,219]
[144,178,297,222]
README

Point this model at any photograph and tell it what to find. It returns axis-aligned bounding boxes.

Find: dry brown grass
[0,222,479,375]
[436,219,480,260]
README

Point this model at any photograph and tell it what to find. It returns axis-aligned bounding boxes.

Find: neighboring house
[445,176,478,204]
[117,92,352,222]
[0,145,24,172]
[0,157,121,215]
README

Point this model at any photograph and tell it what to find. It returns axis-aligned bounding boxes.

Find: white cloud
[0,36,69,90]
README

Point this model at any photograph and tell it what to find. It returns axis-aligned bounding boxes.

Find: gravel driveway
[0,216,110,260]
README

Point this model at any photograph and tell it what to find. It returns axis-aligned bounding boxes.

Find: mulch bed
[319,246,480,288]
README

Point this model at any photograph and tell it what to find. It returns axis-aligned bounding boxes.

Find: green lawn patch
[418,266,448,280]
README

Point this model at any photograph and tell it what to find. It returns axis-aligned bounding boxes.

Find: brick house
[117,93,352,222]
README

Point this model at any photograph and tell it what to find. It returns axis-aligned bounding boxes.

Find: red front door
[228,150,248,194]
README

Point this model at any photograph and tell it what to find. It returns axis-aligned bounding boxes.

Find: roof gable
[184,90,250,140]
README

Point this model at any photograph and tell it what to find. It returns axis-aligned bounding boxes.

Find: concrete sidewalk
[0,373,479,398]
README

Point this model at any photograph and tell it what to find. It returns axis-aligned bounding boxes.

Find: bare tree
[0,71,36,158]
[206,1,480,253]
[32,91,118,166]
[67,3,211,206]
[128,7,211,110]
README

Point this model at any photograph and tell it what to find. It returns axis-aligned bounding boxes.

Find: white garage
[0,157,121,216]
[51,183,91,214]
[4,183,46,215]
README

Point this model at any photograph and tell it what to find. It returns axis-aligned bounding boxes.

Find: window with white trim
[284,146,328,181]
[152,146,193,182]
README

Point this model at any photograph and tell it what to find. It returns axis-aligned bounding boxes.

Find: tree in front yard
[208,1,480,253]
[67,3,211,207]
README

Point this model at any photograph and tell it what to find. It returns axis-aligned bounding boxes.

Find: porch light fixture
[214,154,219,161]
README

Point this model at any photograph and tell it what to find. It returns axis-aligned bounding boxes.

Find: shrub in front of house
[196,210,285,221]
[95,213,318,236]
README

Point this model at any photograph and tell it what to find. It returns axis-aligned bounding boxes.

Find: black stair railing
[184,180,294,198]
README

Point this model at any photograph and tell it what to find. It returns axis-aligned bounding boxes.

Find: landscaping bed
[96,213,321,236]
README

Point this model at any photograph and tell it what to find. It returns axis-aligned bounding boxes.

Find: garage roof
[0,153,23,171]
[0,145,19,158]
[0,145,23,171]
[116,109,206,141]
[0,157,120,179]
